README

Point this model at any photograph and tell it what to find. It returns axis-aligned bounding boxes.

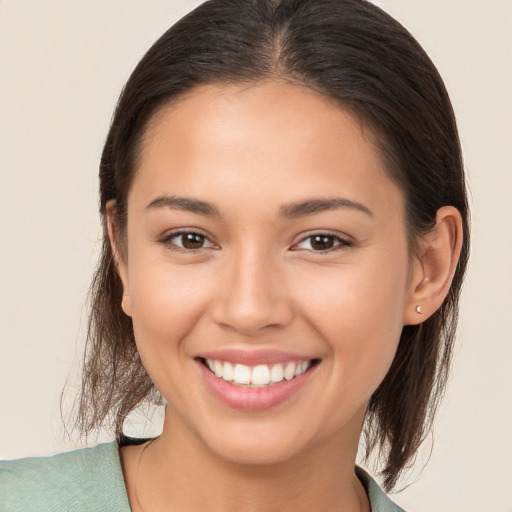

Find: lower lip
[197,361,316,411]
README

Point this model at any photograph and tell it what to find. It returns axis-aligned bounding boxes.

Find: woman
[0,0,469,511]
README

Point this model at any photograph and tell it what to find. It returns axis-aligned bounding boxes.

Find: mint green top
[0,441,406,511]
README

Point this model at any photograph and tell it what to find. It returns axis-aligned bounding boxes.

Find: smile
[202,358,315,387]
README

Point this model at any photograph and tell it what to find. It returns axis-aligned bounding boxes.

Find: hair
[73,0,470,491]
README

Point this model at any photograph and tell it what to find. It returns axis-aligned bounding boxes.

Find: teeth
[252,365,270,386]
[204,358,314,387]
[223,362,234,381]
[269,364,284,383]
[233,364,251,384]
[213,360,223,378]
[284,362,296,380]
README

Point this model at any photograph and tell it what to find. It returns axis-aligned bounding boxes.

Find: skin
[110,81,462,512]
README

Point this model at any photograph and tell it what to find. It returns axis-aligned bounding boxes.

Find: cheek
[126,249,214,357]
[125,256,217,405]
[295,252,409,390]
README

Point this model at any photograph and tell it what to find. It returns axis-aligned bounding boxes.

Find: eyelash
[160,231,217,252]
[160,230,353,254]
[293,232,353,252]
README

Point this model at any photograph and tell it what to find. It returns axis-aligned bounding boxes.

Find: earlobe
[106,200,132,317]
[404,206,463,325]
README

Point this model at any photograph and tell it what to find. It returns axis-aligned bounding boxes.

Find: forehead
[132,81,403,219]
[143,81,373,161]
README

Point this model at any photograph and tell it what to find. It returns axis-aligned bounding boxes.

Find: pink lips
[198,348,313,366]
[196,349,318,411]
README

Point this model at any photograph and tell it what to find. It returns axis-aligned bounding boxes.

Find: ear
[106,200,132,317]
[403,206,464,325]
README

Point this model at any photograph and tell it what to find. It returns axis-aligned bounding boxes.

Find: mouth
[197,357,320,388]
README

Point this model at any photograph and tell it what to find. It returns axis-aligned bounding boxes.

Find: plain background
[0,1,511,511]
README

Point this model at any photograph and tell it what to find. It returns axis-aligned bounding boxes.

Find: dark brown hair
[74,0,470,491]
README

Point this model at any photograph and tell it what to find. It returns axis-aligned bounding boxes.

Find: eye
[293,233,352,252]
[162,231,217,251]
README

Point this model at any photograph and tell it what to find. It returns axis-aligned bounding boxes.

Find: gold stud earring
[415,305,422,314]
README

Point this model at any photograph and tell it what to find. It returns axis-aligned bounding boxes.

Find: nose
[210,245,294,337]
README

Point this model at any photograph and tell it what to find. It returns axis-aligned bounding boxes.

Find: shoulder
[0,441,131,512]
[356,466,408,512]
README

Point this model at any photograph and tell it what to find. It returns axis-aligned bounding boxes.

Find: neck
[127,408,369,512]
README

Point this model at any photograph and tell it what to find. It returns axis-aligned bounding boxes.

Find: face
[114,82,417,466]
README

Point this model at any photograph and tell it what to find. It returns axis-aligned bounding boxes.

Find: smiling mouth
[198,358,320,388]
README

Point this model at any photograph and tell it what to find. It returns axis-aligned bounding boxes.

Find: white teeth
[284,362,296,380]
[213,360,223,378]
[269,364,284,383]
[233,364,251,384]
[252,365,270,386]
[204,358,315,386]
[223,361,234,381]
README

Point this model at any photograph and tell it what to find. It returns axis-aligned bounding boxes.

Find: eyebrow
[280,198,374,218]
[145,195,373,218]
[146,196,221,216]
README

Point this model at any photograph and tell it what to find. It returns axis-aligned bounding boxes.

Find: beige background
[0,1,511,511]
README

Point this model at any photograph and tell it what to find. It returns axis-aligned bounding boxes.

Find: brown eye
[165,231,216,251]
[294,233,351,252]
[310,235,335,251]
[181,233,206,249]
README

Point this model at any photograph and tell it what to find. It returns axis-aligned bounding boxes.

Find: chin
[193,416,330,468]
[208,436,306,467]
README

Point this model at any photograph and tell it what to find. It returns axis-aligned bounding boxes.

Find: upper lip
[196,348,316,366]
